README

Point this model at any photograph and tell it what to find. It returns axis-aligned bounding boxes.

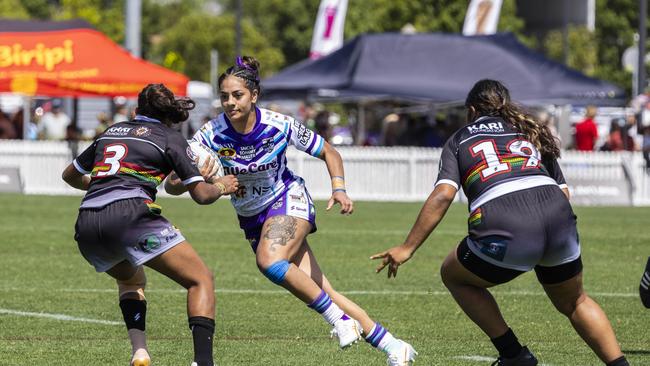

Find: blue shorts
[238,182,317,252]
[74,198,185,272]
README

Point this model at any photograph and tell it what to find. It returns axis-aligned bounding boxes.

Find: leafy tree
[153,13,284,81]
[53,0,124,44]
[544,26,598,76]
[20,0,54,19]
[1,0,30,19]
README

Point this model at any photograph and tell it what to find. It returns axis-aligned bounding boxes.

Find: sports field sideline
[0,193,648,365]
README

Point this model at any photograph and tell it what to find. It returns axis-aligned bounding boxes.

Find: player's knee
[440,260,455,288]
[117,266,147,300]
[260,259,290,285]
[554,293,586,316]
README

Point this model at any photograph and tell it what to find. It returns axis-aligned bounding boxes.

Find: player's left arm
[318,141,353,215]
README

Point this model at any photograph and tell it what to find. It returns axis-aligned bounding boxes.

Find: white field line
[0,287,638,297]
[0,308,121,325]
[454,355,552,366]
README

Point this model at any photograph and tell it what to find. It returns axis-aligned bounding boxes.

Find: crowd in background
[1,97,649,172]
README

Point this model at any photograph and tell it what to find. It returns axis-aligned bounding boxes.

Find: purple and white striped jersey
[192,107,325,217]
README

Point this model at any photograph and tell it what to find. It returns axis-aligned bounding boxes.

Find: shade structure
[0,19,188,97]
[263,33,625,106]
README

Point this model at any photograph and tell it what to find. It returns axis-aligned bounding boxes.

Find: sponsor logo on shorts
[289,193,307,204]
[477,237,507,261]
[137,234,161,253]
[290,205,307,213]
[271,198,284,209]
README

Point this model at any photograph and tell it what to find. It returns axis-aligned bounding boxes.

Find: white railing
[0,140,648,206]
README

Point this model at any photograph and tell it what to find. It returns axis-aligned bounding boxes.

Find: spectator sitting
[601,119,624,151]
[574,105,598,151]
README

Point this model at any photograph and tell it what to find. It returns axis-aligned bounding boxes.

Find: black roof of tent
[262,33,625,106]
[0,19,94,32]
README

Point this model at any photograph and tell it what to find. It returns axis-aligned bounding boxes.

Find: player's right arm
[62,163,91,190]
[371,135,460,278]
[165,133,238,203]
[61,140,97,190]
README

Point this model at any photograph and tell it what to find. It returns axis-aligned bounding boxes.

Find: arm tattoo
[264,216,297,251]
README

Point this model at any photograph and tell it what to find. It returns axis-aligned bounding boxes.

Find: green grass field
[0,193,648,366]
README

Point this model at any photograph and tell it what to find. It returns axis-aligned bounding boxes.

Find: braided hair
[136,83,195,126]
[218,56,261,95]
[465,79,560,160]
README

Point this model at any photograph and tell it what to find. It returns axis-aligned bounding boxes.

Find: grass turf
[0,193,648,365]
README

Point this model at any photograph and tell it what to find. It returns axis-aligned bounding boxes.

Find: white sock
[322,303,345,325]
[377,331,401,354]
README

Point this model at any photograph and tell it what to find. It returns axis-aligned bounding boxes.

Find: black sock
[606,356,629,366]
[490,328,522,359]
[189,316,215,366]
[119,299,147,331]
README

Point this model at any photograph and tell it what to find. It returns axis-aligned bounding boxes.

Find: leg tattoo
[264,216,297,251]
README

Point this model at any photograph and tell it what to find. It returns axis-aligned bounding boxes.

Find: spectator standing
[113,104,129,124]
[39,99,70,140]
[574,105,598,151]
[643,126,650,173]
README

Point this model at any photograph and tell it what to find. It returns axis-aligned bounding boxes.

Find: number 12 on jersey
[470,138,540,180]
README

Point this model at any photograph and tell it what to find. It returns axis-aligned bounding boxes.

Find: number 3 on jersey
[96,143,128,177]
[470,138,540,180]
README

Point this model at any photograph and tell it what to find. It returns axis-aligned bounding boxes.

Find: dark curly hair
[136,83,195,126]
[465,79,560,160]
[218,55,261,95]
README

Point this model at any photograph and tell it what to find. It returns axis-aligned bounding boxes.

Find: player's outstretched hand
[213,175,239,195]
[326,190,354,215]
[370,245,414,279]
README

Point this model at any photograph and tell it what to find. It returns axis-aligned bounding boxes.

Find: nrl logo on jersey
[466,122,504,134]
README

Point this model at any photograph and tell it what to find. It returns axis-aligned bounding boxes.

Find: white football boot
[330,317,363,348]
[130,348,150,366]
[386,340,417,366]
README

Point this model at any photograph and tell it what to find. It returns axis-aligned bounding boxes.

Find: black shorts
[74,198,185,272]
[458,185,583,284]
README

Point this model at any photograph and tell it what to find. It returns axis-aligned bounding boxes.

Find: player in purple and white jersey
[62,84,238,366]
[165,56,416,365]
[372,80,628,366]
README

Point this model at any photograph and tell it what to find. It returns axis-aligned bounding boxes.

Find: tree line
[3,0,647,95]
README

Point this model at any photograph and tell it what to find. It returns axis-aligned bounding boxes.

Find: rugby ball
[187,139,224,178]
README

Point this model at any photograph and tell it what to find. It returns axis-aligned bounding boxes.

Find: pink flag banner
[309,0,348,59]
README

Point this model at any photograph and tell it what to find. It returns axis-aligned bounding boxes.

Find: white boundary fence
[0,140,648,206]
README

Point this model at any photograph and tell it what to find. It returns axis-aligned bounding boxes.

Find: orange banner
[0,28,188,97]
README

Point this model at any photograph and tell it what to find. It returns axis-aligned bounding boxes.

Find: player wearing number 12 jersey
[372,80,628,366]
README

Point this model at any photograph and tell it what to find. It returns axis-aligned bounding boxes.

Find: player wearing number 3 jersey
[371,80,628,366]
[62,84,238,366]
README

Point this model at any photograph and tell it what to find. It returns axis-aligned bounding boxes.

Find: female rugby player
[63,83,238,366]
[166,57,416,366]
[371,79,628,366]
